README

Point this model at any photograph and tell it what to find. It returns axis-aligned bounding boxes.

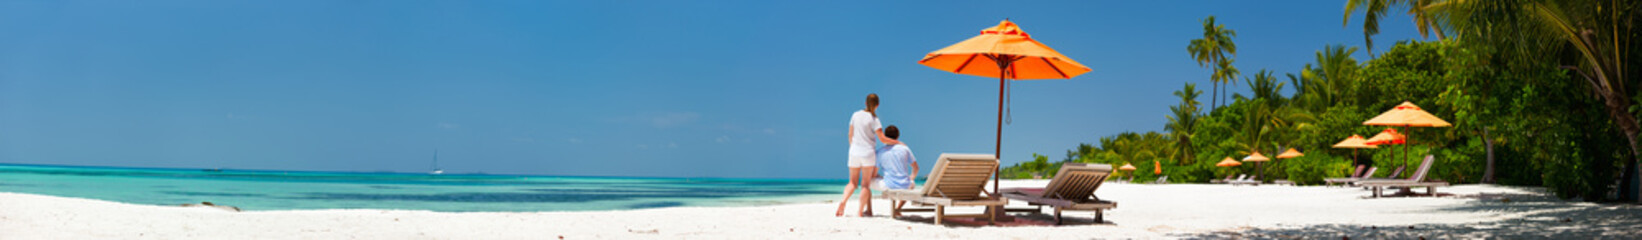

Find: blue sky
[0,1,1423,179]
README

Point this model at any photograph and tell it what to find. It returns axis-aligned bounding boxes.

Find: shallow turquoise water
[0,163,845,212]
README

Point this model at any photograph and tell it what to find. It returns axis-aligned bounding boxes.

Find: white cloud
[668,142,679,149]
[715,136,730,143]
[763,128,777,135]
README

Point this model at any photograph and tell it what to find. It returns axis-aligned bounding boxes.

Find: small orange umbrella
[1154,160,1162,175]
[1332,134,1379,149]
[1276,148,1304,159]
[1119,162,1137,171]
[921,20,1092,195]
[1364,101,1451,178]
[1333,134,1378,166]
[1244,152,1271,180]
[1242,152,1271,162]
[1365,128,1406,145]
[1215,157,1242,167]
[1119,162,1137,181]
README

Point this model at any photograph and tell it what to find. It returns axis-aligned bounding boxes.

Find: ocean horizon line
[0,162,851,182]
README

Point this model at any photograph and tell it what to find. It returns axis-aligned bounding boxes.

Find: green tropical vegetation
[1001,0,1640,202]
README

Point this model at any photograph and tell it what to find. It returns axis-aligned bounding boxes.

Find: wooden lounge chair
[884,153,1007,225]
[1000,163,1117,224]
[1210,174,1235,184]
[1324,166,1377,186]
[1154,175,1169,184]
[1359,155,1449,198]
[1272,179,1296,185]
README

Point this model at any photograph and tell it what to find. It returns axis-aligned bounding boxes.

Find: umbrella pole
[1398,125,1412,178]
[989,54,1015,222]
[992,54,1008,195]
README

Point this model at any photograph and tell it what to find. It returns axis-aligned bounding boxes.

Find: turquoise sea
[0,163,844,212]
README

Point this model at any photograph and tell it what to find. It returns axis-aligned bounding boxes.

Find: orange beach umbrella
[1364,101,1451,178]
[1244,151,1271,180]
[1154,160,1163,175]
[921,20,1091,194]
[1332,134,1379,149]
[1365,128,1406,145]
[1242,152,1271,162]
[1276,148,1304,159]
[1364,101,1452,127]
[1216,157,1242,167]
[1333,134,1378,166]
[1119,162,1137,171]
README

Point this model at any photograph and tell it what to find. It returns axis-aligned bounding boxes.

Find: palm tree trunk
[1604,97,1641,202]
[1482,127,1496,184]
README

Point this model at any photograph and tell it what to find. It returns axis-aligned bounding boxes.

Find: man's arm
[907,151,919,183]
[848,125,853,144]
[876,129,899,145]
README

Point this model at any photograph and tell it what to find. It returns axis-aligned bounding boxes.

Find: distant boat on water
[429,150,444,175]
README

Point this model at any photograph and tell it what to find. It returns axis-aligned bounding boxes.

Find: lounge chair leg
[1054,208,1063,225]
[987,206,996,226]
[1095,210,1104,223]
[934,205,944,225]
[891,201,900,218]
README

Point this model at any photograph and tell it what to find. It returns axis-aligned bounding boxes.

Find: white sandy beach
[3,180,1639,239]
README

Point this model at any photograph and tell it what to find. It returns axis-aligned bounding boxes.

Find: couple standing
[837,93,919,217]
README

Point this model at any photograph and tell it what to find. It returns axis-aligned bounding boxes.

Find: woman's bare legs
[858,166,876,216]
[836,166,861,217]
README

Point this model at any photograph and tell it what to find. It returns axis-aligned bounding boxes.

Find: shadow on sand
[1181,188,1642,239]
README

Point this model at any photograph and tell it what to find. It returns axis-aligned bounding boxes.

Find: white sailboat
[429,150,444,175]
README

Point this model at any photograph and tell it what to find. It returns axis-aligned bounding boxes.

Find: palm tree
[1344,0,1448,54]
[1167,83,1202,165]
[1351,0,1640,201]
[1187,16,1238,109]
[1288,45,1361,112]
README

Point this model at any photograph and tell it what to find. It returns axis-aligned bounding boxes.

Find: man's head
[884,125,899,140]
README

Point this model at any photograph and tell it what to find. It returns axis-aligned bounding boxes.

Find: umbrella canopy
[920,20,1090,197]
[1365,128,1406,145]
[919,20,1093,80]
[1154,160,1162,174]
[1216,157,1243,167]
[1119,163,1137,171]
[1242,152,1271,162]
[1276,148,1304,159]
[1364,101,1452,127]
[1332,134,1379,149]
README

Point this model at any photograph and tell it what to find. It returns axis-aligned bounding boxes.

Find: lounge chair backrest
[1223,174,1235,181]
[1236,174,1247,181]
[920,153,999,201]
[1408,155,1435,181]
[1360,167,1378,179]
[1037,163,1112,200]
[1351,165,1367,178]
[1384,165,1405,179]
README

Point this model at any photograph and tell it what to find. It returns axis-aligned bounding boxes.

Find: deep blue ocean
[0,163,844,212]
